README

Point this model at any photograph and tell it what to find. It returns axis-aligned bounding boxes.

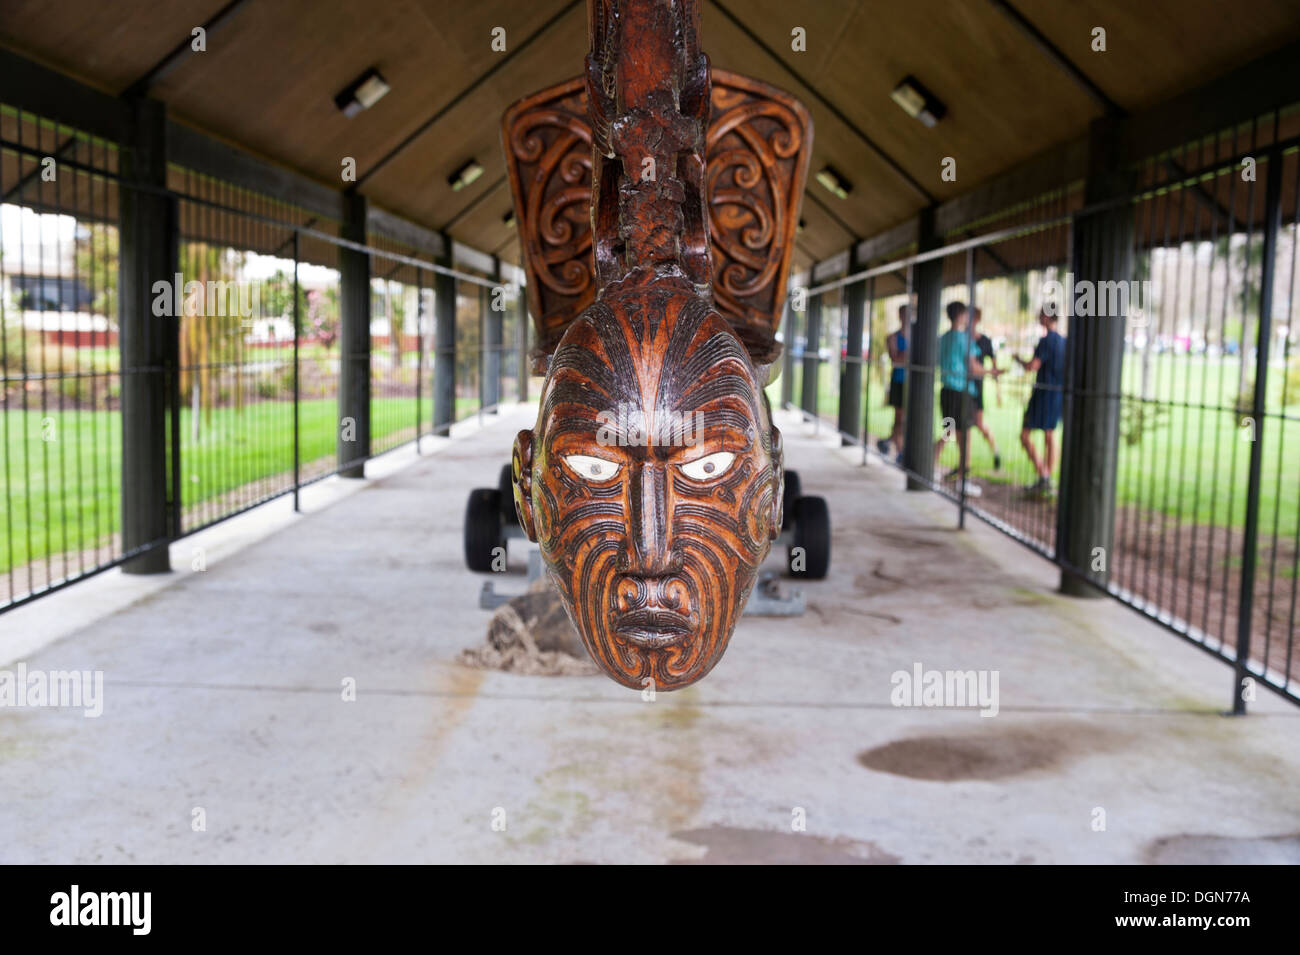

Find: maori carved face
[512,277,783,690]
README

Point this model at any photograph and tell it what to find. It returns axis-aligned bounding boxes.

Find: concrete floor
[2,405,1298,864]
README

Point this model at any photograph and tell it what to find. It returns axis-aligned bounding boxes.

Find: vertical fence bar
[415,270,424,452]
[959,246,976,529]
[839,248,866,447]
[801,287,821,423]
[477,282,485,425]
[905,209,942,491]
[1233,144,1284,714]
[292,229,301,511]
[433,244,456,435]
[861,275,876,464]
[483,256,502,413]
[1057,118,1133,597]
[338,192,370,479]
[119,96,177,573]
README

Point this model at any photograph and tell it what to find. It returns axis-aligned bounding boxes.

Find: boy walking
[877,304,909,459]
[1016,309,1067,495]
[934,301,999,497]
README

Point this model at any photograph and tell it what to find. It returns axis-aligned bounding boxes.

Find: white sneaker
[960,480,982,498]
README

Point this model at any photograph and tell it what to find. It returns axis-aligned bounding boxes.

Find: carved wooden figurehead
[505,0,812,690]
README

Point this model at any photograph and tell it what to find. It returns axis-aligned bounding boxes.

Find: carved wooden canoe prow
[506,0,807,691]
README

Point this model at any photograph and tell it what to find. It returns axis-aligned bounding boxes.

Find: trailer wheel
[498,464,517,525]
[781,469,801,531]
[465,488,505,572]
[789,494,830,579]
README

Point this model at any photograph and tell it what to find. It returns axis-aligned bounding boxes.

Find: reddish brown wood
[508,0,809,690]
[502,72,812,369]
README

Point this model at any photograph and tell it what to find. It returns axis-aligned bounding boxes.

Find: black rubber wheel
[465,488,505,572]
[781,469,801,531]
[498,464,517,525]
[789,495,830,579]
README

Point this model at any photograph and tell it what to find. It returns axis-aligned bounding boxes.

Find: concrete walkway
[2,406,1297,864]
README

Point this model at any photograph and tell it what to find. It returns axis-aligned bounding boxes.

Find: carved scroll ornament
[503,67,811,369]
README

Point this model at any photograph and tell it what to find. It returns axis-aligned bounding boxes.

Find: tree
[73,223,118,324]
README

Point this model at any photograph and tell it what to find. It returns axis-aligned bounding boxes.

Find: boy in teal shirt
[934,301,1000,496]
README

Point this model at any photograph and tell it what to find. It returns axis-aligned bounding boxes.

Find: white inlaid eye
[563,454,621,481]
[680,451,735,481]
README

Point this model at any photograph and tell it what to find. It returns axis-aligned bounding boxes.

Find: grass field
[0,395,482,574]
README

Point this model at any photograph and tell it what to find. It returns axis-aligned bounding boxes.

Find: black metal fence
[0,101,527,612]
[789,104,1300,711]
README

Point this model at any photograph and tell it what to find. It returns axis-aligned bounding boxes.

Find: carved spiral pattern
[508,105,596,302]
[705,91,805,318]
[502,72,809,364]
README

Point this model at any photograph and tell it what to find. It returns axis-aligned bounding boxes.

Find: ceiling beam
[168,120,345,222]
[987,0,1237,230]
[122,0,254,98]
[985,0,1122,117]
[803,188,861,243]
[440,175,509,232]
[489,231,518,258]
[708,0,934,204]
[356,0,583,188]
[854,216,919,265]
[0,47,130,142]
[368,204,446,258]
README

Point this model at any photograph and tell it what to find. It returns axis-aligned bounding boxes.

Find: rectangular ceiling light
[335,68,390,118]
[815,165,852,200]
[890,75,946,128]
[449,159,484,192]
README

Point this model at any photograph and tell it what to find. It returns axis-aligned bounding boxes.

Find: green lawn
[0,395,482,574]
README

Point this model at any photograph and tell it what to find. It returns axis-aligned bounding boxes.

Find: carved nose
[621,462,677,576]
[615,575,689,615]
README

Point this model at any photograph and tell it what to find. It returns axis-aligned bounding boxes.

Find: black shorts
[1024,390,1063,431]
[888,378,905,408]
[940,387,974,432]
[973,378,985,411]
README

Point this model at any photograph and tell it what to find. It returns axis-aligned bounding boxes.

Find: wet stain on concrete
[858,723,1122,781]
[670,826,900,864]
[871,560,907,585]
[862,610,903,625]
[853,560,909,597]
[869,527,954,550]
[1145,832,1300,864]
[971,589,1052,611]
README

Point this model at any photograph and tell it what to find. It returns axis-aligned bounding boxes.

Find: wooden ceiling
[4,0,1300,276]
